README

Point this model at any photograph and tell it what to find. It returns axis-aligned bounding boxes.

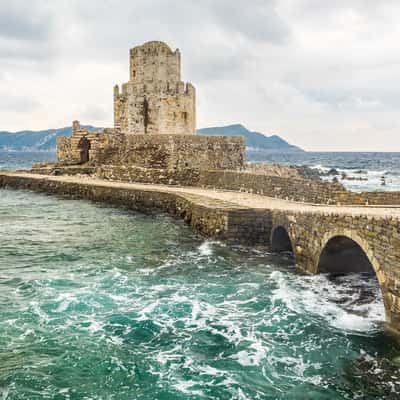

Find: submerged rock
[294,165,322,181]
[326,168,339,176]
[345,354,400,398]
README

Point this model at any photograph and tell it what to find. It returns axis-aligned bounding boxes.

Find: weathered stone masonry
[57,40,244,174]
[0,173,270,245]
[114,41,196,135]
[270,211,400,335]
[96,166,400,206]
[198,170,400,206]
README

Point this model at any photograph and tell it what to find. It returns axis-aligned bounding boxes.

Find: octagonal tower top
[129,40,181,83]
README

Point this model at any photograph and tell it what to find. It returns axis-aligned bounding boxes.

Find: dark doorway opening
[271,226,293,253]
[78,136,91,164]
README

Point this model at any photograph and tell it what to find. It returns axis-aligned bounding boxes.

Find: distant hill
[197,124,303,153]
[0,123,303,154]
[0,126,101,152]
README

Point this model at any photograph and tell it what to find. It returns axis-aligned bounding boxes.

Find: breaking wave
[0,189,398,399]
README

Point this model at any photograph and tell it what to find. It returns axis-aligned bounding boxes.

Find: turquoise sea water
[1,189,400,399]
[1,152,400,399]
[249,151,400,192]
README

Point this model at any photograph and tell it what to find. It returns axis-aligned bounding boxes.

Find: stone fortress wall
[196,170,400,206]
[94,134,244,170]
[57,121,113,165]
[57,40,244,172]
[54,40,400,207]
[95,164,400,206]
[57,122,244,174]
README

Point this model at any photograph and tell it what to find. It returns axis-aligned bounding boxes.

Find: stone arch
[317,229,383,283]
[271,225,293,253]
[316,228,392,328]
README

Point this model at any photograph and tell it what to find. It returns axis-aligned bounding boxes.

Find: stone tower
[113,41,196,135]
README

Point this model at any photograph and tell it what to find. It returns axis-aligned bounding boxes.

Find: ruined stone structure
[34,39,400,337]
[57,40,244,173]
[114,41,195,135]
[57,121,112,165]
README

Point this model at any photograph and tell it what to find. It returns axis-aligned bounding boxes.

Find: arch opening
[316,235,385,332]
[77,135,91,164]
[271,226,293,253]
[318,235,374,275]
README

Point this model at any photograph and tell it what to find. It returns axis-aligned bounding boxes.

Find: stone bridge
[269,209,400,336]
[1,172,400,336]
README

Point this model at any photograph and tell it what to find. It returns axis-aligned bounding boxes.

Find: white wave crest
[270,270,384,333]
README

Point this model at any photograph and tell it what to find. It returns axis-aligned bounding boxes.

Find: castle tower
[113,41,196,135]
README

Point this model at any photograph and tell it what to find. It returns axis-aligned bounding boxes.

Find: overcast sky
[1,0,400,151]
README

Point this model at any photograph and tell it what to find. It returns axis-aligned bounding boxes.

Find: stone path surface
[2,172,400,219]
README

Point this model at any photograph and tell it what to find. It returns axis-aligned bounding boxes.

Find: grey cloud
[59,0,290,60]
[0,1,54,65]
[1,0,400,150]
[81,106,109,123]
[55,0,289,87]
[0,0,51,41]
[291,0,399,18]
[0,40,55,62]
[206,0,290,44]
[303,89,400,111]
[0,94,40,112]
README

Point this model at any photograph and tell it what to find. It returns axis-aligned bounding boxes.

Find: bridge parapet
[199,170,400,206]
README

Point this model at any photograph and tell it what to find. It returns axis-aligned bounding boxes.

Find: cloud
[0,0,51,41]
[0,1,54,66]
[81,106,109,123]
[205,0,290,44]
[0,93,40,112]
[1,0,400,150]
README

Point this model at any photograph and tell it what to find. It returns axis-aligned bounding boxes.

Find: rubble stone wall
[58,132,245,172]
[198,170,400,206]
[96,165,200,186]
[57,126,113,165]
[198,170,345,204]
[0,172,270,245]
[95,134,245,171]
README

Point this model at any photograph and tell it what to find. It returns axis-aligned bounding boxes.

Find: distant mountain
[0,126,101,152]
[0,123,303,154]
[197,124,303,153]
